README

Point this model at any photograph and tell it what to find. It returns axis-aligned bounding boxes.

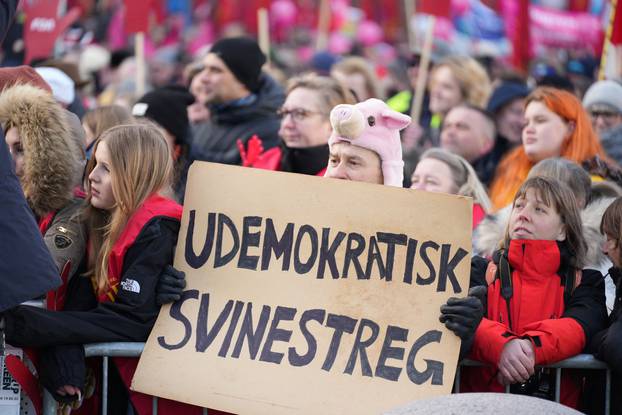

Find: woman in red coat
[462,176,607,409]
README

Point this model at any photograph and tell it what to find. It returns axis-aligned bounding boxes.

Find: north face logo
[121,279,140,293]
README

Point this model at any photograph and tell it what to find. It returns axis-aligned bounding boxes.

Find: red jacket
[462,239,607,408]
[472,203,486,230]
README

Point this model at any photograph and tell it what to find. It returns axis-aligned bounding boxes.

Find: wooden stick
[410,16,435,125]
[316,0,330,51]
[135,32,146,98]
[599,0,618,80]
[258,8,271,66]
[404,0,416,53]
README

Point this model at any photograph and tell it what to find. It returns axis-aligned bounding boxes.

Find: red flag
[417,0,450,18]
[511,0,530,72]
[124,0,158,33]
[23,0,81,64]
[611,0,622,45]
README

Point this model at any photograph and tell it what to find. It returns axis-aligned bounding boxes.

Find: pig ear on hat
[380,109,411,131]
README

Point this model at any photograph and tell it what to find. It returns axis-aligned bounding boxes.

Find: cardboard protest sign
[133,162,472,414]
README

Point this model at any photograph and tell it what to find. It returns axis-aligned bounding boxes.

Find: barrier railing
[455,355,612,415]
[41,343,612,415]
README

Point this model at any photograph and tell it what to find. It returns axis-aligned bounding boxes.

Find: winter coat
[3,194,203,414]
[462,240,607,408]
[473,194,618,311]
[0,83,82,219]
[249,142,328,176]
[472,134,514,188]
[600,124,622,167]
[590,266,622,414]
[0,83,88,307]
[0,0,18,43]
[190,74,284,166]
[0,130,59,312]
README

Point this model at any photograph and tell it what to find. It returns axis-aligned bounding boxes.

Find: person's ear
[556,225,567,241]
[566,121,576,137]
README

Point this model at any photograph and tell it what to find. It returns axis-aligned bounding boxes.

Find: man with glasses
[583,80,622,164]
[190,37,284,166]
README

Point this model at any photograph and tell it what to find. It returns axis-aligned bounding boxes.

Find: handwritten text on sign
[133,162,472,415]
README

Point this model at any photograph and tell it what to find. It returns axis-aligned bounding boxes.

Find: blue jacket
[0,136,60,312]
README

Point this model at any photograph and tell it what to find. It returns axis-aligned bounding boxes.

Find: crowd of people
[3,1,622,413]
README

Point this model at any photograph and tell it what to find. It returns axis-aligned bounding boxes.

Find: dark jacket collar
[279,142,329,175]
[209,74,285,125]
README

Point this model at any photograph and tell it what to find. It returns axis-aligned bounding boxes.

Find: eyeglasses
[589,110,621,120]
[277,107,323,122]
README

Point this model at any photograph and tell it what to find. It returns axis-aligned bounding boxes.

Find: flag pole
[410,16,435,126]
[135,32,146,98]
[599,0,619,80]
[258,8,271,66]
[316,0,330,51]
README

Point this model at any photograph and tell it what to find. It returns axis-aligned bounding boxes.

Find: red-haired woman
[489,87,617,210]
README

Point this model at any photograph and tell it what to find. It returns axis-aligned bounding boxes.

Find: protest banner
[23,0,81,64]
[133,162,472,414]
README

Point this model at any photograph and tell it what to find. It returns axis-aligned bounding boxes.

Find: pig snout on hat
[330,104,366,139]
[327,98,412,187]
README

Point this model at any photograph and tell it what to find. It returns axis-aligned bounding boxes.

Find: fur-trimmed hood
[473,196,617,268]
[0,84,81,217]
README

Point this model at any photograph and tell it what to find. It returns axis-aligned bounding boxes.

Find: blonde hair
[331,56,384,100]
[285,73,356,115]
[430,56,491,109]
[503,176,586,269]
[84,123,174,294]
[418,148,492,213]
[83,105,134,145]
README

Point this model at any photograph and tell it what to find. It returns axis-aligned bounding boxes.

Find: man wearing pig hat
[158,98,486,358]
[325,98,409,186]
[324,98,485,358]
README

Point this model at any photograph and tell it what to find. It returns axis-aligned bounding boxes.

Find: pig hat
[328,98,411,187]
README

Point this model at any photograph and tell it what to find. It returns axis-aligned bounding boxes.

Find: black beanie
[132,85,195,145]
[210,37,266,93]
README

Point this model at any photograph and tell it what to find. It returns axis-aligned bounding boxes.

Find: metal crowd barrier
[42,343,612,415]
[455,355,612,415]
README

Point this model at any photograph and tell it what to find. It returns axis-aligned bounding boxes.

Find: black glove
[439,286,486,340]
[156,265,187,306]
[38,344,85,404]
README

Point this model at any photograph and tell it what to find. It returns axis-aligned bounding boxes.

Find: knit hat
[582,80,622,114]
[38,59,90,88]
[0,66,52,94]
[133,85,195,144]
[209,37,266,93]
[486,82,530,114]
[34,67,75,105]
[328,98,411,187]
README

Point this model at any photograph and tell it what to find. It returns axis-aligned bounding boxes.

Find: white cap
[34,67,75,105]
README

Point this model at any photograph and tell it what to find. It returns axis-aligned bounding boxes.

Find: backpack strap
[485,251,515,330]
[498,252,514,331]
